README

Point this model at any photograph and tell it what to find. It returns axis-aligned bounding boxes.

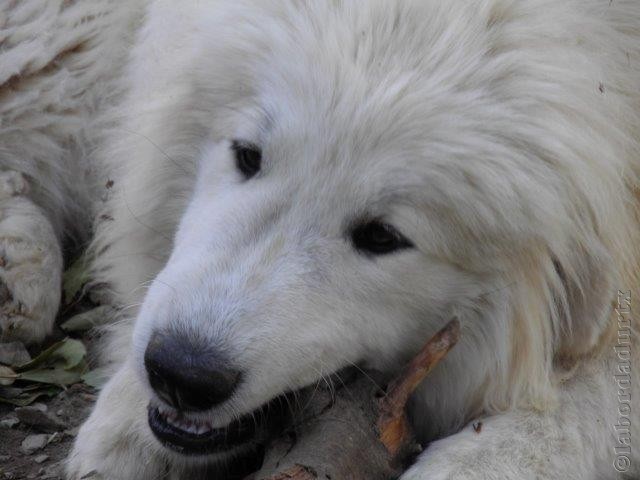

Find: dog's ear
[553,244,615,358]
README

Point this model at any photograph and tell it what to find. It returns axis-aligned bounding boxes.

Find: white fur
[0,171,62,343]
[1,1,639,478]
[0,0,144,344]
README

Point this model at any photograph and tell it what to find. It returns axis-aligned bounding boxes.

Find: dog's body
[1,1,639,478]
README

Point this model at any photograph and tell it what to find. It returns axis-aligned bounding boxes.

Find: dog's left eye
[232,140,262,179]
[351,221,413,255]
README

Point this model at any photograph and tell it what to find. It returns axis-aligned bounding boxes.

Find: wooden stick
[377,318,461,457]
[253,318,461,480]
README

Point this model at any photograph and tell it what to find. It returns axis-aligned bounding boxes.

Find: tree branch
[251,318,461,480]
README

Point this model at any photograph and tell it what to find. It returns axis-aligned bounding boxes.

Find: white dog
[1,1,638,478]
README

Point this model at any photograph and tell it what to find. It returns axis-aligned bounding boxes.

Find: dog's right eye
[351,221,413,256]
[232,140,262,179]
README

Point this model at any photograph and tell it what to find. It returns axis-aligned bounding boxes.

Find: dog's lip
[147,404,260,455]
[147,388,298,456]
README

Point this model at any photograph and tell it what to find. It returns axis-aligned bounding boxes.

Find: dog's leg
[0,171,62,344]
[400,411,588,480]
[66,360,170,480]
[400,361,635,480]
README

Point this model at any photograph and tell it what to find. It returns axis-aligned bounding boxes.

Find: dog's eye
[232,140,262,179]
[351,221,413,255]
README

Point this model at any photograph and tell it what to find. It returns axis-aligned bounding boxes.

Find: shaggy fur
[1,1,638,479]
[0,0,143,342]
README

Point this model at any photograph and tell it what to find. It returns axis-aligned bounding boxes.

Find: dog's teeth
[161,410,213,435]
[196,424,209,435]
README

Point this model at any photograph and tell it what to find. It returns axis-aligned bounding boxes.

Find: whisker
[120,188,173,242]
[117,127,193,176]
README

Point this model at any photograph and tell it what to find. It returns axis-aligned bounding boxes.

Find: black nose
[144,331,241,412]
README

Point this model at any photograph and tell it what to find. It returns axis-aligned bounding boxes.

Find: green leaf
[61,306,116,333]
[14,341,64,372]
[10,338,87,387]
[0,386,59,406]
[81,367,111,389]
[62,254,90,303]
[19,365,85,386]
[15,338,86,373]
[0,338,89,403]
[50,339,86,370]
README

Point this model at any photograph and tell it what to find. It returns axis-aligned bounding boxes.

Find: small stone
[0,342,30,366]
[21,434,48,454]
[0,416,18,429]
[15,407,64,433]
[34,454,49,464]
[32,403,47,412]
[55,409,64,417]
[0,455,9,462]
[4,472,15,479]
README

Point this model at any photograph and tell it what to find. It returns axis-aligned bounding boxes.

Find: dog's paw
[66,403,148,480]
[0,238,62,344]
[0,172,61,344]
[65,438,110,480]
[66,455,107,480]
[398,409,594,480]
[66,364,169,480]
[66,439,166,480]
[0,196,62,344]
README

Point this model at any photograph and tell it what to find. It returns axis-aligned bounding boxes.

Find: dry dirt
[0,383,95,479]
[1,294,101,480]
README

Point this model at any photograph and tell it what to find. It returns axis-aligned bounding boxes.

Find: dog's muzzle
[143,330,294,456]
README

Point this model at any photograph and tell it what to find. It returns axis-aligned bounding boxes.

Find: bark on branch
[251,318,461,480]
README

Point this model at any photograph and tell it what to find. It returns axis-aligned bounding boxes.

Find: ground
[1,281,104,480]
[0,384,94,479]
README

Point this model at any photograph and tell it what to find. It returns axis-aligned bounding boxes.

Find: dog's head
[124,0,624,462]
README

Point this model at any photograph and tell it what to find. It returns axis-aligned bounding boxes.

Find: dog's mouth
[147,394,291,456]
